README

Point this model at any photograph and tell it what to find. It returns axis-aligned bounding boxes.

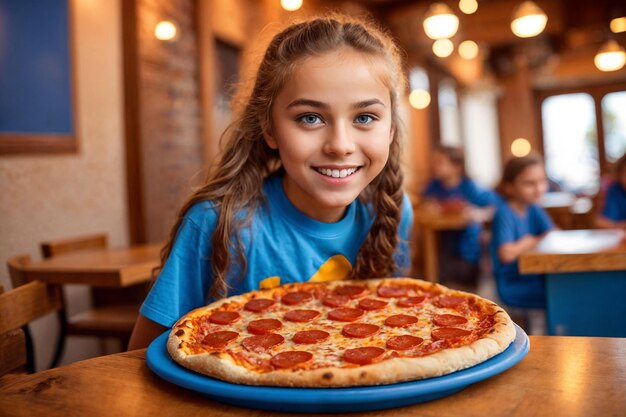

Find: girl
[421,145,497,284]
[490,154,554,308]
[595,152,626,229]
[128,16,413,349]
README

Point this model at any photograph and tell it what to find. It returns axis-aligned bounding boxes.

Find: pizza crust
[167,278,517,387]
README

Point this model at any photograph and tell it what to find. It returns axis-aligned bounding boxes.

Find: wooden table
[22,243,163,288]
[519,229,626,336]
[415,210,470,283]
[0,336,624,417]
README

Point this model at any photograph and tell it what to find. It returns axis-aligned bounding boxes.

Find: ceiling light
[154,21,178,42]
[594,40,626,72]
[610,17,626,34]
[409,89,431,109]
[459,0,478,15]
[511,1,548,38]
[432,39,454,58]
[458,40,479,59]
[511,138,531,157]
[423,3,459,40]
[281,0,303,11]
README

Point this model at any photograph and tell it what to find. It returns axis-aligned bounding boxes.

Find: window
[438,78,462,147]
[541,93,599,194]
[539,85,626,195]
[601,91,626,163]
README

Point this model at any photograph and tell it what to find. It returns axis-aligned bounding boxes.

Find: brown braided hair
[156,14,408,298]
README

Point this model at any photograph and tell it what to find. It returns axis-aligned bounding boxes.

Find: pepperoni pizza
[167,278,516,387]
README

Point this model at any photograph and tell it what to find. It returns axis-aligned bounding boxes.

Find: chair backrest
[40,233,108,259]
[7,254,33,289]
[0,280,63,376]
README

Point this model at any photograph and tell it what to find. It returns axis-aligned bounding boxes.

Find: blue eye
[298,114,323,125]
[354,114,375,125]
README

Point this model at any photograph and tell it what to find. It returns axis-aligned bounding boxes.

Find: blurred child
[596,153,626,229]
[421,145,498,284]
[490,154,555,308]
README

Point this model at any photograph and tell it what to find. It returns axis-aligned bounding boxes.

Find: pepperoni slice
[244,298,275,312]
[434,295,467,308]
[322,294,350,307]
[293,330,330,344]
[282,291,313,306]
[328,308,364,322]
[433,314,468,327]
[385,314,418,328]
[377,285,411,298]
[342,323,380,338]
[334,285,368,299]
[201,331,238,348]
[270,351,314,369]
[343,347,385,365]
[247,318,283,335]
[397,296,426,307]
[431,327,472,341]
[241,333,285,353]
[386,335,424,350]
[209,311,240,325]
[358,298,388,311]
[284,309,320,323]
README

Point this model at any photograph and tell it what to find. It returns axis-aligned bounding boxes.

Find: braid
[352,138,405,278]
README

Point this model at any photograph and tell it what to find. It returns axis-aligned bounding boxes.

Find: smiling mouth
[315,167,360,178]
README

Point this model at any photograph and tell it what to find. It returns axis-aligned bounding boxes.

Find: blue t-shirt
[490,201,554,308]
[141,175,414,327]
[423,178,497,262]
[601,182,626,221]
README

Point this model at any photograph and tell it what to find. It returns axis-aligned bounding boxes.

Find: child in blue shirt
[128,16,414,349]
[422,145,497,283]
[596,153,626,229]
[490,154,554,308]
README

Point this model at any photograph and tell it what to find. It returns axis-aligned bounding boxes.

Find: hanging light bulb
[423,3,459,40]
[458,40,479,59]
[409,89,431,109]
[594,40,626,72]
[510,1,548,38]
[511,138,531,157]
[281,0,303,11]
[459,0,478,15]
[610,17,626,33]
[432,39,454,57]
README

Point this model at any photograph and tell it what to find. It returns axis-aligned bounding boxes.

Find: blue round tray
[147,324,529,413]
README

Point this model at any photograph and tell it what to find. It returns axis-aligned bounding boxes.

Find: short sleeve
[140,204,217,327]
[394,193,414,274]
[491,208,517,250]
[463,180,498,207]
[531,206,554,235]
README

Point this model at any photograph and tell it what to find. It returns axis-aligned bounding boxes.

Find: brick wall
[137,0,203,242]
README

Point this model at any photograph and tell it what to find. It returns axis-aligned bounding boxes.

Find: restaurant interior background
[0,0,625,370]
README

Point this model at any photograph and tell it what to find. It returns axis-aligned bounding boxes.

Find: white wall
[0,0,128,369]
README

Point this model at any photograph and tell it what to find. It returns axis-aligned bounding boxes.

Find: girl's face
[507,164,548,205]
[265,48,394,223]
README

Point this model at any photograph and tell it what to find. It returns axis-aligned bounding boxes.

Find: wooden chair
[38,234,148,367]
[0,278,63,377]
